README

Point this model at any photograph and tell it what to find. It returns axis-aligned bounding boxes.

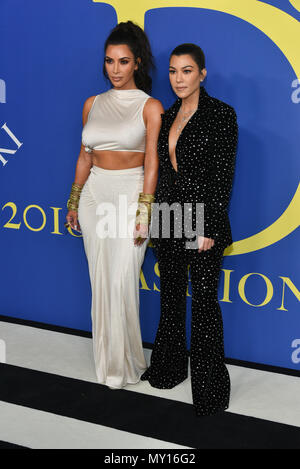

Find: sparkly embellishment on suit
[141,86,238,416]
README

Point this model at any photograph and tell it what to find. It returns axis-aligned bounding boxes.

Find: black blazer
[152,85,238,251]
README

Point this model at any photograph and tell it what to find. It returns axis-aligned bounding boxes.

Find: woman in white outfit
[65,21,163,389]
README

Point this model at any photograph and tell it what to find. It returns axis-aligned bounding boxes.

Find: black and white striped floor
[0,315,300,449]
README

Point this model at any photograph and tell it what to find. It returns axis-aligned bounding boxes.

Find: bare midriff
[91,149,145,170]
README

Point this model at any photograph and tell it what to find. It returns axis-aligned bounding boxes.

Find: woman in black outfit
[141,44,238,416]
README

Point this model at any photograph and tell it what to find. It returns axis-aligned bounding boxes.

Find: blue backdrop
[0,0,299,370]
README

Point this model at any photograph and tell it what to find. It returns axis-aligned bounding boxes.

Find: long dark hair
[103,21,155,94]
[170,43,206,72]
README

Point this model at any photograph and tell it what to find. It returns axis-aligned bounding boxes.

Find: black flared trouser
[141,239,230,416]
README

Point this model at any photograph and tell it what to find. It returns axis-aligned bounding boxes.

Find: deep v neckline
[168,108,197,173]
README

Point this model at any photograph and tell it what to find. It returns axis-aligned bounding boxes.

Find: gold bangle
[136,202,152,225]
[138,192,155,203]
[67,199,78,211]
[67,182,83,211]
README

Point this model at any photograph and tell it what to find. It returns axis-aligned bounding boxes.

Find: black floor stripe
[0,440,30,449]
[1,363,300,449]
[0,314,92,338]
[1,315,300,378]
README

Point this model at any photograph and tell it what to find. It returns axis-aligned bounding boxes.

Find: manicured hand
[197,236,214,253]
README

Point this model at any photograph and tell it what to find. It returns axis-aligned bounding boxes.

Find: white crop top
[81,88,151,153]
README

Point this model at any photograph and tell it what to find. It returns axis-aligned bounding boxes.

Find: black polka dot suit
[141,86,239,416]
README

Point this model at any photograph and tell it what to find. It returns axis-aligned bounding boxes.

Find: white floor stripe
[1,321,300,427]
[0,401,190,449]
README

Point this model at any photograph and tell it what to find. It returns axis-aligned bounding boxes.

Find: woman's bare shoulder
[82,95,97,126]
[144,97,164,119]
[83,95,98,113]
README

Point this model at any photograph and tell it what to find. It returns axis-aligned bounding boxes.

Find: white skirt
[78,165,148,388]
